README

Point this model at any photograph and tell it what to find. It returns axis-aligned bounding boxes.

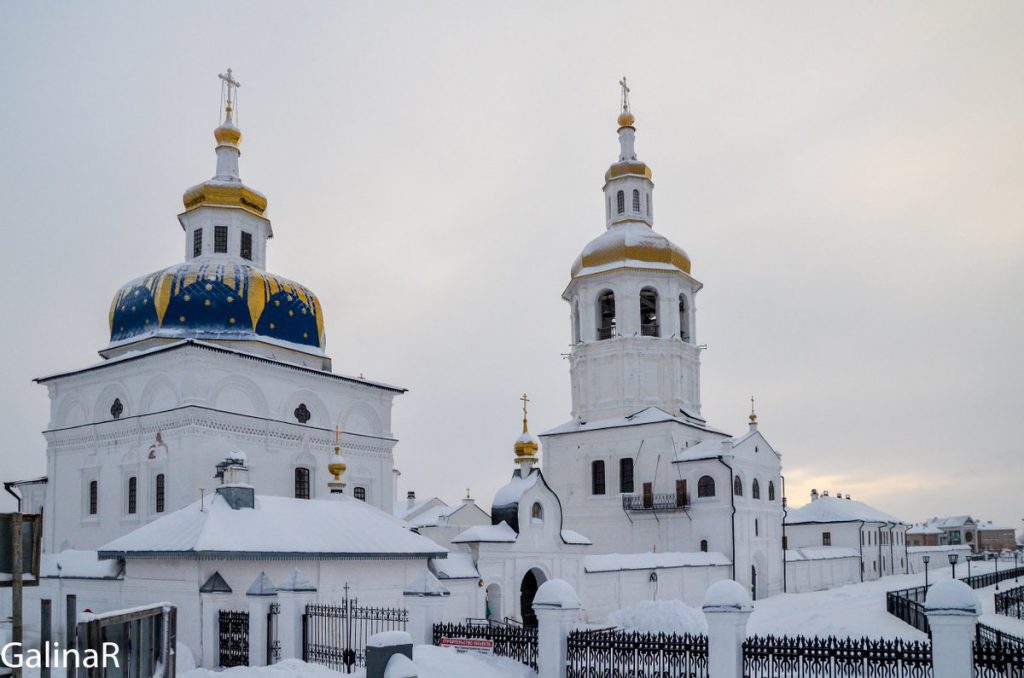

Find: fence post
[277,569,317,661]
[533,579,581,678]
[404,572,450,646]
[40,599,51,678]
[702,580,753,678]
[246,572,279,667]
[925,579,979,678]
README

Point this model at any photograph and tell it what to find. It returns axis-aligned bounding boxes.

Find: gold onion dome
[514,393,540,462]
[571,224,692,278]
[181,180,267,217]
[214,121,242,147]
[617,110,636,128]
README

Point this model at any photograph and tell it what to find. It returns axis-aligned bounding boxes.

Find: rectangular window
[214,226,228,254]
[353,487,366,501]
[822,531,831,546]
[89,480,98,515]
[295,468,310,500]
[193,228,203,257]
[619,458,634,493]
[127,476,137,514]
[240,231,252,260]
[591,460,606,495]
[155,473,165,513]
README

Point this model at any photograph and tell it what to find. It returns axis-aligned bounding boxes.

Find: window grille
[353,487,366,501]
[214,226,228,253]
[193,229,203,257]
[592,460,606,495]
[616,191,624,214]
[632,189,640,212]
[155,473,165,513]
[619,458,634,494]
[697,475,715,497]
[240,231,252,260]
[295,468,310,499]
[89,480,98,515]
[127,476,137,514]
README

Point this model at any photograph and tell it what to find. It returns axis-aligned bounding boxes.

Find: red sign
[439,637,494,655]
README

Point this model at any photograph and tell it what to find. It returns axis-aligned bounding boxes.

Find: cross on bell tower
[218,68,241,125]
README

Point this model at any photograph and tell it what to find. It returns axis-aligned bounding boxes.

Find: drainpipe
[888,523,896,576]
[781,475,788,593]
[858,520,866,582]
[3,481,21,512]
[714,456,737,582]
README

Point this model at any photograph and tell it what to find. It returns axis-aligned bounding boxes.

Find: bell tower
[563,81,704,423]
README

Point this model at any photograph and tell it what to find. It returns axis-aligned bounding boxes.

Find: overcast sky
[1,3,1021,534]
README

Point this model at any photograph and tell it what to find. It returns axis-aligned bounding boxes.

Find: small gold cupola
[514,393,540,466]
[327,426,348,494]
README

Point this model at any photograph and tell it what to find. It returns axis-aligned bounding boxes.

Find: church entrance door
[520,569,544,627]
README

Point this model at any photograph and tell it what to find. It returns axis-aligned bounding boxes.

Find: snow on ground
[608,600,707,635]
[749,559,1021,640]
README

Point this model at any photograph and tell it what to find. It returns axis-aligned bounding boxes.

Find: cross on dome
[617,77,636,128]
[520,392,531,432]
[749,396,758,426]
[218,68,241,124]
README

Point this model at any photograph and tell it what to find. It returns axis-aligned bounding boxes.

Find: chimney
[407,490,417,510]
[213,453,254,509]
[823,490,829,497]
[811,488,819,501]
[845,494,851,500]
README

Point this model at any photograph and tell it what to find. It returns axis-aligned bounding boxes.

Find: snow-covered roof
[40,550,122,579]
[451,521,518,544]
[928,515,975,529]
[672,438,730,462]
[785,495,904,525]
[907,523,943,535]
[542,407,724,437]
[785,546,860,562]
[405,502,482,528]
[977,520,1015,532]
[393,496,445,521]
[98,491,447,559]
[404,572,450,597]
[493,471,540,508]
[561,529,593,545]
[584,551,731,573]
[431,552,479,579]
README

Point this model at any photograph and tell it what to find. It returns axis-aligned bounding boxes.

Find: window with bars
[616,191,624,214]
[768,481,776,501]
[619,458,634,494]
[591,460,606,495]
[734,476,743,496]
[155,474,165,513]
[240,231,252,260]
[353,487,366,501]
[295,468,310,499]
[632,189,640,212]
[214,226,228,253]
[697,475,715,497]
[193,229,203,257]
[127,476,137,514]
[700,539,708,552]
[89,480,98,515]
[822,531,832,546]
[752,479,761,499]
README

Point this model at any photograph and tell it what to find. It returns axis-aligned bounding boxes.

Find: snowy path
[749,560,1022,640]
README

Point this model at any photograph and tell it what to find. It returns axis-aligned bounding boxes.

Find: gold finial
[466,488,471,500]
[617,76,635,128]
[328,425,347,491]
[749,396,758,425]
[514,393,540,463]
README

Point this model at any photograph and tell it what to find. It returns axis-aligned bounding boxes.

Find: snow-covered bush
[607,600,707,635]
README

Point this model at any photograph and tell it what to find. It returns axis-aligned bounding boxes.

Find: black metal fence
[975,625,1024,677]
[433,619,538,669]
[303,589,409,673]
[963,566,1024,591]
[743,635,933,677]
[887,586,931,634]
[566,628,708,677]
[995,584,1024,620]
[218,609,250,668]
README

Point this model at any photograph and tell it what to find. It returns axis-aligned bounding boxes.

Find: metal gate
[267,602,282,664]
[218,610,250,668]
[303,585,409,673]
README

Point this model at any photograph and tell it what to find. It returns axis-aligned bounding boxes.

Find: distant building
[907,523,942,547]
[976,520,1017,553]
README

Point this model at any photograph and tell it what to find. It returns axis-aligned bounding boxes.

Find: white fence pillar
[925,579,979,678]
[702,579,753,678]
[277,573,317,661]
[246,572,279,667]
[534,579,582,678]
[404,572,450,647]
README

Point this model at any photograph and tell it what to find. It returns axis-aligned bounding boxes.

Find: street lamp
[948,552,959,579]
[995,553,1000,591]
[967,555,972,579]
[923,554,931,588]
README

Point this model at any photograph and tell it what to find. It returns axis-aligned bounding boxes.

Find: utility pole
[11,513,23,678]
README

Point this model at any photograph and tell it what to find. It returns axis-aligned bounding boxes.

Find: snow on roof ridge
[785,495,904,525]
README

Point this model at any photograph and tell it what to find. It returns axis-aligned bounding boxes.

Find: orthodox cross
[619,76,631,112]
[520,393,530,432]
[218,68,241,122]
[749,396,758,423]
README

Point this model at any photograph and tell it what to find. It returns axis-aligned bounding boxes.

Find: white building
[18,76,404,554]
[784,491,909,584]
[540,91,784,600]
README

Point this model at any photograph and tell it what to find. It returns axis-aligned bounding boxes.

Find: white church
[2,72,911,667]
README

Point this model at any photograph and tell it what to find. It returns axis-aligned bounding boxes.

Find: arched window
[353,486,366,501]
[768,481,776,501]
[88,480,98,515]
[752,479,761,500]
[700,539,708,552]
[597,290,616,340]
[632,189,641,212]
[733,476,743,497]
[155,473,165,513]
[678,294,690,342]
[619,458,634,493]
[697,475,715,497]
[591,460,606,495]
[640,287,659,336]
[616,190,624,214]
[294,467,310,500]
[755,519,760,537]
[531,502,544,522]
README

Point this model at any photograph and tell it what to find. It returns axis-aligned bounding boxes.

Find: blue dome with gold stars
[108,260,325,353]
